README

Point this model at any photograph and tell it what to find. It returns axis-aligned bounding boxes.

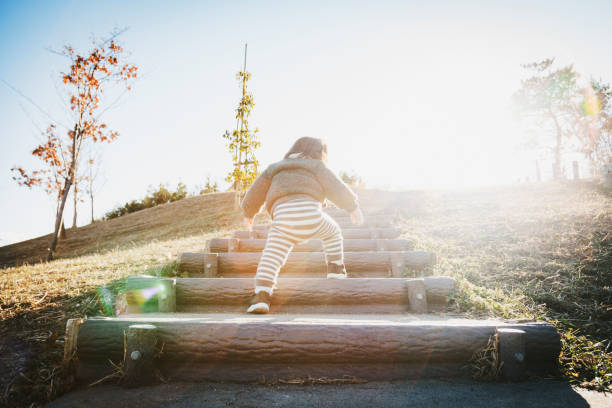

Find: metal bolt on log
[497,328,526,381]
[407,279,428,313]
[123,324,158,388]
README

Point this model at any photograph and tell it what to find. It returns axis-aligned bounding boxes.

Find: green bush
[198,176,219,194]
[105,182,189,220]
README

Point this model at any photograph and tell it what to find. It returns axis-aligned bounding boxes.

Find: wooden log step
[251,219,393,229]
[74,314,560,384]
[324,208,395,218]
[177,251,436,277]
[326,216,395,227]
[330,214,395,224]
[233,227,402,240]
[124,276,454,314]
[207,238,414,253]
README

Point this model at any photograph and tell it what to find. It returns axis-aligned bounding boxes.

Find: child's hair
[284,137,328,162]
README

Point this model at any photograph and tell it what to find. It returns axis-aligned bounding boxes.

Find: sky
[1,0,611,245]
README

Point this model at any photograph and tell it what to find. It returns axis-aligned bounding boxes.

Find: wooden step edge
[73,316,560,384]
[176,251,436,275]
[207,238,415,253]
[122,276,454,314]
[232,228,402,240]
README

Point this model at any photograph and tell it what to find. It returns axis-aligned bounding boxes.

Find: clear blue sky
[1,0,611,245]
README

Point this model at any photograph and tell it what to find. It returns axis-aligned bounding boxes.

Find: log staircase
[65,205,561,387]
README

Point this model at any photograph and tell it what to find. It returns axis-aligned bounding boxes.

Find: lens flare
[96,286,115,316]
[132,287,159,304]
[582,91,602,116]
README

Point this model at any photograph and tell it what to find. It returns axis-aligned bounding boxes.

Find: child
[241,137,364,314]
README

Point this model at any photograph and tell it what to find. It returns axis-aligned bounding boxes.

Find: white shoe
[247,302,270,313]
[247,291,271,314]
[327,263,347,279]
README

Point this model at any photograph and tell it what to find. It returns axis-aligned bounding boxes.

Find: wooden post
[157,278,176,313]
[605,164,612,188]
[390,252,405,277]
[204,253,219,277]
[227,238,240,252]
[233,191,240,210]
[63,318,84,365]
[497,328,526,381]
[406,279,428,313]
[115,291,128,315]
[572,161,579,180]
[124,324,158,388]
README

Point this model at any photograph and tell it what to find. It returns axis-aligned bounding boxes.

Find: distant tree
[198,175,219,194]
[12,124,66,232]
[105,183,188,220]
[171,182,188,202]
[580,79,612,167]
[11,30,137,260]
[84,151,107,223]
[223,44,260,192]
[142,183,187,207]
[513,59,582,179]
[340,170,364,188]
[71,170,87,229]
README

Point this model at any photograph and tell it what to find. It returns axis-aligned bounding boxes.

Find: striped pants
[255,198,343,294]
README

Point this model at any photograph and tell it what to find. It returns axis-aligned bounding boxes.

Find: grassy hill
[1,183,610,407]
[0,192,242,267]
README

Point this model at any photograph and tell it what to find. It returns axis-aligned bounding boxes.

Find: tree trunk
[59,219,66,240]
[90,190,94,224]
[554,132,562,179]
[550,110,563,179]
[47,180,72,261]
[72,181,78,229]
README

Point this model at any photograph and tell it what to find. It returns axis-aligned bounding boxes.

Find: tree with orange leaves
[11,30,137,260]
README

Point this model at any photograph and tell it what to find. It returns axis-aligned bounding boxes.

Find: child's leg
[254,228,296,295]
[313,213,344,266]
[252,199,324,295]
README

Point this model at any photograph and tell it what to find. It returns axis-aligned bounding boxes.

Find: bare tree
[12,30,137,260]
[513,59,582,179]
[85,151,107,223]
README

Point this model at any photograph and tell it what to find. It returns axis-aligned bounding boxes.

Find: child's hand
[244,217,254,231]
[350,208,364,226]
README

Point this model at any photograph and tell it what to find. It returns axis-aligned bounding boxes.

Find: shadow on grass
[0,269,152,407]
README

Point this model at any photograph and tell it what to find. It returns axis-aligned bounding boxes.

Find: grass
[0,182,610,407]
[0,192,243,407]
[0,229,244,407]
[399,181,611,391]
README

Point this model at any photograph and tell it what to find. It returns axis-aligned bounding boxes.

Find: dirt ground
[45,379,611,408]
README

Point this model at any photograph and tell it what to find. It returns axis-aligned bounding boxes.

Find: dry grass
[0,192,243,407]
[470,333,502,381]
[400,181,612,391]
